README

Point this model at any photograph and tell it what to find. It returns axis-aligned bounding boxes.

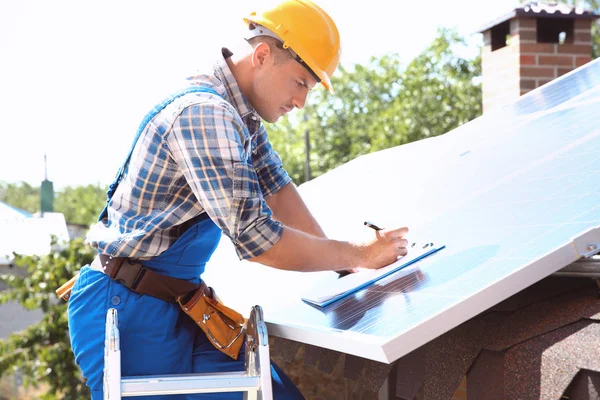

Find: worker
[67,0,409,398]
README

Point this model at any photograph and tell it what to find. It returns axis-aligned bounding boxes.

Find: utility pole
[303,113,311,182]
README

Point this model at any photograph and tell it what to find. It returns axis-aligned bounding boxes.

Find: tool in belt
[56,254,245,359]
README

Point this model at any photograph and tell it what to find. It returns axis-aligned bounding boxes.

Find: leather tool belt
[93,254,198,302]
[90,254,245,359]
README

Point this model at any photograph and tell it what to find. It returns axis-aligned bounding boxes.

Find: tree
[54,184,108,226]
[268,28,482,184]
[0,182,39,214]
[0,181,107,227]
[593,1,600,58]
[0,239,95,399]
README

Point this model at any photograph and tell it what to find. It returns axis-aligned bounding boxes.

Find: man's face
[249,44,318,123]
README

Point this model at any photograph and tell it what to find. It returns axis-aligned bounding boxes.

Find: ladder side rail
[104,308,122,400]
[249,306,273,400]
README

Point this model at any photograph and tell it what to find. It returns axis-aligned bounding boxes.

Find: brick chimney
[478,2,599,112]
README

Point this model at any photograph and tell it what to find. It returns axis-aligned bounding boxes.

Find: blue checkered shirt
[88,52,292,260]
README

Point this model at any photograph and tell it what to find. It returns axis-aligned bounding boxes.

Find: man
[68,0,409,398]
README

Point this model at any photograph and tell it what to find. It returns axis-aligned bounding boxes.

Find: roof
[271,275,600,399]
[0,200,32,220]
[477,2,600,33]
[0,210,69,265]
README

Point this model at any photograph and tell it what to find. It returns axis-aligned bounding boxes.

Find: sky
[0,0,520,189]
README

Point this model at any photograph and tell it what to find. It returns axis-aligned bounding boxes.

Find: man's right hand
[341,227,409,274]
[250,225,410,273]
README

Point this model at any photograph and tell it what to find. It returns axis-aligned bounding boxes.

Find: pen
[364,221,433,249]
[364,221,383,231]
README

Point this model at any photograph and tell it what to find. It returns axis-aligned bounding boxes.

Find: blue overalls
[67,87,304,400]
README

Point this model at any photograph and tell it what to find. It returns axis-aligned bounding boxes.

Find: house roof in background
[0,200,32,220]
[477,1,600,33]
[421,276,600,400]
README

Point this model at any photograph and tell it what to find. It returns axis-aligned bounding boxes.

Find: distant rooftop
[0,200,32,220]
[477,2,600,33]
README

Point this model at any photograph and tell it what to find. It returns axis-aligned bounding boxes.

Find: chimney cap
[476,2,599,33]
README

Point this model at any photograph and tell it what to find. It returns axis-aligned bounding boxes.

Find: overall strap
[99,86,221,222]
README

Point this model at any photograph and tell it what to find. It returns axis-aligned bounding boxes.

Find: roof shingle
[272,276,600,399]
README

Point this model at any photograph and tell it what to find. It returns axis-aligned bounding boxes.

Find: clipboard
[301,243,445,307]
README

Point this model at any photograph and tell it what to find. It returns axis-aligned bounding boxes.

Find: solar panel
[202,58,600,364]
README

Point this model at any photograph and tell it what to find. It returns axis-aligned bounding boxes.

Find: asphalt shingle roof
[272,276,600,399]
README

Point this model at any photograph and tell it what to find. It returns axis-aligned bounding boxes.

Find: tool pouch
[179,285,245,360]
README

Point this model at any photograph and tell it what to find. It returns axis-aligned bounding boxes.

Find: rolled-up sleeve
[252,125,292,198]
[166,100,283,260]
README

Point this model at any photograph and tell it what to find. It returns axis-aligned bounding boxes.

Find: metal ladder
[103,305,273,399]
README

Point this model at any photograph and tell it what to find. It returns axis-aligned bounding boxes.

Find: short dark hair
[247,36,293,64]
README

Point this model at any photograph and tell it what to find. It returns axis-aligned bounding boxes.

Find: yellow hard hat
[244,0,341,94]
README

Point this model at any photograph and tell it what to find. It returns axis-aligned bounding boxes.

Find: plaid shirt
[88,50,292,260]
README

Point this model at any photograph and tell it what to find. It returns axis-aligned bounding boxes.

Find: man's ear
[251,42,271,68]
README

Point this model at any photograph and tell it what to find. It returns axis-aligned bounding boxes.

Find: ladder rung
[121,371,260,396]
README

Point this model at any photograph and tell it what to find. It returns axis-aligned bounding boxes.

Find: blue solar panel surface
[203,59,600,363]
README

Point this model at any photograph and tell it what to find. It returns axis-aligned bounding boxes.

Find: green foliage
[585,0,600,58]
[268,28,482,184]
[0,239,95,399]
[53,185,107,226]
[0,182,39,214]
[0,182,107,227]
[266,117,310,184]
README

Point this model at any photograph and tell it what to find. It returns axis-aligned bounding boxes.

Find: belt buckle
[102,256,145,291]
[115,261,146,291]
